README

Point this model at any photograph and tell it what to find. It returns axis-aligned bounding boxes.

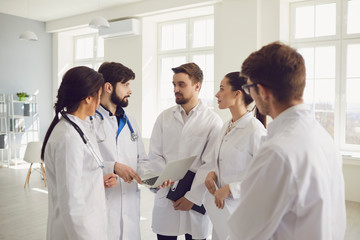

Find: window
[290,0,360,152]
[157,16,214,113]
[74,33,104,70]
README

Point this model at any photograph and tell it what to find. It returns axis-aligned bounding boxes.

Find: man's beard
[111,90,129,107]
[175,93,189,105]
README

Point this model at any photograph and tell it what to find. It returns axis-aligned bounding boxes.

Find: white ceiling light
[19,30,38,41]
[19,0,38,41]
[89,16,110,29]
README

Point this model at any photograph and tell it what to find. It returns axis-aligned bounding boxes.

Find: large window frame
[157,15,214,114]
[290,0,360,153]
[73,33,104,70]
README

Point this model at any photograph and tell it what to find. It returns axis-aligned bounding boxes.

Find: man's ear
[195,82,201,92]
[257,84,270,102]
[104,82,113,94]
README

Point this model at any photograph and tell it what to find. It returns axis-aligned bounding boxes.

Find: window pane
[315,3,336,37]
[347,0,360,34]
[161,23,186,51]
[75,37,94,59]
[298,48,315,79]
[347,44,360,78]
[346,111,360,144]
[295,6,314,39]
[173,24,186,49]
[159,56,186,111]
[97,36,104,58]
[314,79,335,111]
[315,111,334,137]
[193,18,214,48]
[192,54,214,106]
[315,46,336,79]
[303,79,314,106]
[161,25,173,51]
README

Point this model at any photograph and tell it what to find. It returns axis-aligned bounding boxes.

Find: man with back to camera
[92,62,148,240]
[148,62,222,240]
[228,42,346,240]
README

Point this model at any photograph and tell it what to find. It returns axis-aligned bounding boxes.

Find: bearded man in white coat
[228,42,346,240]
[148,62,222,240]
[92,62,147,240]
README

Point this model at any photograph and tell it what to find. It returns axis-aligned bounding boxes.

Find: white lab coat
[92,105,148,240]
[45,114,107,240]
[228,104,346,240]
[214,111,266,212]
[148,101,222,239]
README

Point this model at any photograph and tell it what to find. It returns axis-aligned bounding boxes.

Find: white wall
[214,0,259,121]
[343,158,360,202]
[0,13,52,140]
[104,35,143,128]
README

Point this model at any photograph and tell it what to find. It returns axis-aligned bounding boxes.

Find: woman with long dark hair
[42,66,115,240]
[204,72,267,240]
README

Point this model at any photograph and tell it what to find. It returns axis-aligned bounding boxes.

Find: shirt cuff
[184,188,205,206]
[229,182,241,199]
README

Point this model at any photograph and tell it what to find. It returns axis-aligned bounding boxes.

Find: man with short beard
[148,62,222,240]
[93,62,148,240]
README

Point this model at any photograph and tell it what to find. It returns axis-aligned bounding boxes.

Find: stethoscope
[91,110,138,142]
[60,111,104,169]
[122,114,138,142]
[90,111,106,143]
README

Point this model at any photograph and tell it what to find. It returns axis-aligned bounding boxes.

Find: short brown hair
[241,41,306,103]
[98,62,135,85]
[172,62,203,85]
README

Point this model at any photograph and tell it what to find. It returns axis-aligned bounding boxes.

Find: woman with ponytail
[42,66,115,240]
[204,72,267,240]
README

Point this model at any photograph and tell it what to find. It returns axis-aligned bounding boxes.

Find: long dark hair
[225,72,266,127]
[41,66,104,160]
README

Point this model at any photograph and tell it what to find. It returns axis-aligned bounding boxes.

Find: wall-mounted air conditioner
[99,18,140,39]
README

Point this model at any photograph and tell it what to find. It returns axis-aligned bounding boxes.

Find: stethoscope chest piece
[131,132,138,142]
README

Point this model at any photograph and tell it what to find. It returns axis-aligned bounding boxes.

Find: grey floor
[0,162,359,240]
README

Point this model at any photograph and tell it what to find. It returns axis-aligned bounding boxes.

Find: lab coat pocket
[222,147,252,183]
[183,136,207,160]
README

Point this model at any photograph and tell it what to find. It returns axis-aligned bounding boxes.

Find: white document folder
[203,183,231,240]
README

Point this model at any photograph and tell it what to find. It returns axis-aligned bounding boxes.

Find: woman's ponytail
[41,111,60,160]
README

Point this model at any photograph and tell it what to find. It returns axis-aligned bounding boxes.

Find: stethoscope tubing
[60,111,104,169]
[92,110,138,142]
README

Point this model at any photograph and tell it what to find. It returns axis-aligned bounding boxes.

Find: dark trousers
[157,233,206,240]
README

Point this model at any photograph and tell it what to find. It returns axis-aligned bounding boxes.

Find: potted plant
[16,92,29,101]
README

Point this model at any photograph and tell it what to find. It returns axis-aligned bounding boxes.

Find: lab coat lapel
[173,107,184,125]
[97,105,118,138]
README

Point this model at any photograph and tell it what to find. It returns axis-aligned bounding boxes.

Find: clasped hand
[205,171,231,209]
[104,173,118,189]
[173,197,194,211]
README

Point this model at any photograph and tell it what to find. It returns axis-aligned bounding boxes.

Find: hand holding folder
[166,170,206,215]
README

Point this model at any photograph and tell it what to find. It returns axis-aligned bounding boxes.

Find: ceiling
[0,0,145,22]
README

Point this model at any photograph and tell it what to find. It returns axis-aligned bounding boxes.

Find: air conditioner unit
[99,18,140,39]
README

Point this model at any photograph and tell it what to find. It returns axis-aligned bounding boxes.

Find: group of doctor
[41,41,346,240]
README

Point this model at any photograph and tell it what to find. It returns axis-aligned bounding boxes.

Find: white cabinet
[0,93,10,167]
[8,94,39,165]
